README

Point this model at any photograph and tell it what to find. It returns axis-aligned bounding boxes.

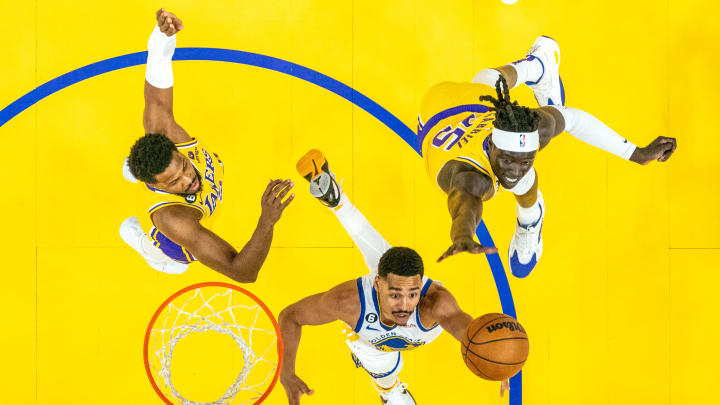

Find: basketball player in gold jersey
[420,36,676,277]
[119,9,294,282]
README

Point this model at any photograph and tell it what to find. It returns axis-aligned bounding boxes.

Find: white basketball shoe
[508,193,545,278]
[119,216,188,274]
[526,35,565,106]
[377,379,417,405]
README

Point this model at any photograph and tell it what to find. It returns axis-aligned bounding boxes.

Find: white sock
[332,194,392,274]
[517,194,542,226]
[551,105,637,160]
[473,68,511,88]
[510,55,544,85]
[373,376,400,391]
[145,25,176,88]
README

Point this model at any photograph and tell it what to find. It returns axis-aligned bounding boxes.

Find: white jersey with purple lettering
[349,273,444,353]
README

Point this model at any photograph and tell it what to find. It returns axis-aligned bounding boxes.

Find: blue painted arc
[0,47,522,404]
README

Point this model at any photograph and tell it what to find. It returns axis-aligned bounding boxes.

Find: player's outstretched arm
[152,180,294,283]
[438,170,498,262]
[143,8,192,144]
[278,280,359,405]
[426,284,510,396]
[538,105,677,164]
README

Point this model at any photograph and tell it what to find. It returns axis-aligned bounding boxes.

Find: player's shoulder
[151,204,204,232]
[422,282,461,319]
[326,279,362,306]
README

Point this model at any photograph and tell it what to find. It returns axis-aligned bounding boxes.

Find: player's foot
[526,35,565,106]
[508,193,545,278]
[119,216,188,274]
[377,380,417,405]
[296,149,342,208]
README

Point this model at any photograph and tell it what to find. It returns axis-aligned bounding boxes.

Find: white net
[146,285,280,405]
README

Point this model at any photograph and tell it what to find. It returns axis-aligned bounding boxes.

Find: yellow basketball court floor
[1,0,718,404]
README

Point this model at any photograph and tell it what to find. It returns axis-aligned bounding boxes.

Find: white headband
[491,127,539,152]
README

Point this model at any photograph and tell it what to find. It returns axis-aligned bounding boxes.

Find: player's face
[151,152,202,195]
[488,141,536,189]
[375,274,423,326]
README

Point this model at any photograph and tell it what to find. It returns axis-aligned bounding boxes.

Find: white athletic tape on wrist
[492,127,539,152]
[145,25,176,89]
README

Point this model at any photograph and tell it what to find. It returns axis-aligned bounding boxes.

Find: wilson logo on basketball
[486,321,525,334]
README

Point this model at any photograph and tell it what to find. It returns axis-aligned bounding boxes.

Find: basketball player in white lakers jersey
[420,36,677,277]
[119,9,294,282]
[279,151,510,405]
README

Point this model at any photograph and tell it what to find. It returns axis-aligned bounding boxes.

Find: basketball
[461,313,529,381]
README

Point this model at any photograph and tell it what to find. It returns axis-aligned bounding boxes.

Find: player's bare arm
[437,164,498,262]
[422,283,511,395]
[151,179,294,283]
[278,280,360,405]
[143,8,191,144]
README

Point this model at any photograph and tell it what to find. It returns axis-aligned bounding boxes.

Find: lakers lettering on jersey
[139,138,225,263]
[350,273,444,353]
[418,81,503,194]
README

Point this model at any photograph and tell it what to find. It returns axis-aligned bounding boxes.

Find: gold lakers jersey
[418,82,502,195]
[139,138,225,263]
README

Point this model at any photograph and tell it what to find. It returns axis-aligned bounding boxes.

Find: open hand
[156,8,184,36]
[280,373,314,405]
[630,136,677,164]
[260,179,295,225]
[437,236,498,262]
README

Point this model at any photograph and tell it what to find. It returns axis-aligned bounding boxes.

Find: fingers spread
[281,194,295,209]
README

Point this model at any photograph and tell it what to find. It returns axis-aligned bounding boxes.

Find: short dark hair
[128,133,177,183]
[479,75,540,133]
[378,247,424,278]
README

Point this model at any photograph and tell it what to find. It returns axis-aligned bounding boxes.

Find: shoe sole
[296,149,329,181]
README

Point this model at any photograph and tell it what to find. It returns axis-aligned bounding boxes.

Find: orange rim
[143,282,284,405]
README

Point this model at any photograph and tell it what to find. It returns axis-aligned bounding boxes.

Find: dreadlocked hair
[479,75,540,132]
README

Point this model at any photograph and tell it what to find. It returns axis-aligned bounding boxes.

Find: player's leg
[346,338,416,405]
[473,36,562,107]
[483,37,640,160]
[505,170,545,278]
[297,150,391,274]
[119,217,189,274]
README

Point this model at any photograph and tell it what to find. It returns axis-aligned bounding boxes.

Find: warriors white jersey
[350,273,444,352]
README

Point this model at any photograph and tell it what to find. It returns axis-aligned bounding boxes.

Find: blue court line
[0,47,521,404]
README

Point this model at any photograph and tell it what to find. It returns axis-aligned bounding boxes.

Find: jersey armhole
[353,278,365,333]
[417,279,440,332]
[149,201,206,216]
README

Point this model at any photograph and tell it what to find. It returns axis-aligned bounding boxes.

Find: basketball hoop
[143,282,283,404]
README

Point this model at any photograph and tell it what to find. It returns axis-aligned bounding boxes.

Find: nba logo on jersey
[519,134,526,147]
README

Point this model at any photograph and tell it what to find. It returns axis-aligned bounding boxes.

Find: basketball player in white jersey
[279,151,510,405]
[119,9,294,283]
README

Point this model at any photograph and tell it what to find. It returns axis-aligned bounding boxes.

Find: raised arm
[143,8,191,144]
[437,168,498,262]
[152,180,294,283]
[278,280,360,405]
[425,284,510,396]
